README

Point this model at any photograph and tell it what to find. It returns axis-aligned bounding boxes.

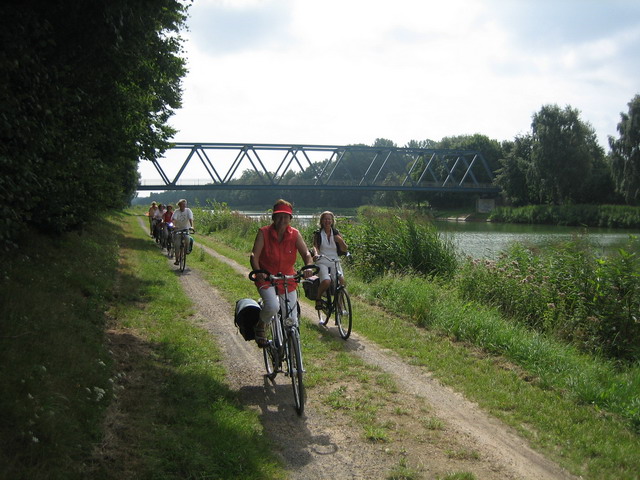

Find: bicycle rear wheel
[287,328,305,415]
[335,288,352,339]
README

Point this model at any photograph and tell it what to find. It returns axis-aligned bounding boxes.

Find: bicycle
[173,227,194,272]
[248,264,319,415]
[164,222,174,257]
[315,254,353,340]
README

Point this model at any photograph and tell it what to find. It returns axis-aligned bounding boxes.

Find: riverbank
[489,204,640,229]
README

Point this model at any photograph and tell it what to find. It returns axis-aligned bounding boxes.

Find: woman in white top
[148,201,158,235]
[312,211,348,310]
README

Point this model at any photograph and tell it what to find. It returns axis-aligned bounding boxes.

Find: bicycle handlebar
[314,252,351,262]
[248,264,319,283]
[175,227,195,234]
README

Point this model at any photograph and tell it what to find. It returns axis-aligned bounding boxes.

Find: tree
[495,135,535,206]
[610,94,640,204]
[0,0,188,247]
[529,105,604,204]
[437,134,504,175]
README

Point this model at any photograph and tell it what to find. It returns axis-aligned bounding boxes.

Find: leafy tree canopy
[0,0,188,248]
[610,94,640,204]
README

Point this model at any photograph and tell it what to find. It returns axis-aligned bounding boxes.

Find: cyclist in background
[161,204,174,249]
[250,199,314,347]
[162,204,174,224]
[147,201,158,236]
[152,203,165,240]
[171,199,194,266]
[313,211,348,311]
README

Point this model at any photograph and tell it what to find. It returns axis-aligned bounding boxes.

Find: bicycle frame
[249,265,318,415]
[315,254,353,339]
[316,255,343,311]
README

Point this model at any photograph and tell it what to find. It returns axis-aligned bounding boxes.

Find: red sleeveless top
[257,224,299,294]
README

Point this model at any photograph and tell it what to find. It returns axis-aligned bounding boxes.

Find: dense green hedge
[0,1,187,250]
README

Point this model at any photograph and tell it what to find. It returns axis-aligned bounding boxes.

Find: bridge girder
[138,143,499,194]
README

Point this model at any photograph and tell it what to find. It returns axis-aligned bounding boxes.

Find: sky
[139,0,640,183]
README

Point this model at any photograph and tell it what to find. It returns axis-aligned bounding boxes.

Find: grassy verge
[104,212,282,479]
[193,226,640,480]
[347,273,640,479]
[0,218,120,479]
[0,212,282,479]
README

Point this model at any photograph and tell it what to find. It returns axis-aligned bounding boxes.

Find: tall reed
[323,207,458,279]
[455,236,640,362]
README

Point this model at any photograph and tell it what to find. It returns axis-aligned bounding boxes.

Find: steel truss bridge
[137,142,499,194]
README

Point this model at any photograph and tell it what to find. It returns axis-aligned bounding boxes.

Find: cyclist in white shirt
[312,211,348,310]
[171,199,194,265]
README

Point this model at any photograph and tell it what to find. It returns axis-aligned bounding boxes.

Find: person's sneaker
[174,260,179,265]
[254,321,268,348]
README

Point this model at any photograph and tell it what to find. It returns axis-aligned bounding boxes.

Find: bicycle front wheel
[263,322,279,380]
[287,328,305,415]
[335,288,352,339]
[179,242,186,272]
[316,292,331,325]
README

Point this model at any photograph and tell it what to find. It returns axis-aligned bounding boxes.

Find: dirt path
[138,220,576,479]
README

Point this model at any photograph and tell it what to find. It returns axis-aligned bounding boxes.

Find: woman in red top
[250,199,313,347]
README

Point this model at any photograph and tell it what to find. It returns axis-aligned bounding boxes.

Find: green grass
[108,212,283,479]
[0,212,283,479]
[346,273,640,479]
[351,271,640,429]
[194,218,640,480]
[0,217,121,479]
[437,473,477,480]
[386,457,422,480]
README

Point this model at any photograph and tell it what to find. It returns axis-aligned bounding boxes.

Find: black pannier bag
[302,275,320,300]
[234,298,261,341]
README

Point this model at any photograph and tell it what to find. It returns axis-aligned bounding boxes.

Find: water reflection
[435,220,639,259]
[241,212,316,227]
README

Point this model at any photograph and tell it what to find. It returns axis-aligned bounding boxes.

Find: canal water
[240,211,638,259]
[435,220,639,259]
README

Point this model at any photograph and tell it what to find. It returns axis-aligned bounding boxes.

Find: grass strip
[354,272,640,426]
[0,212,284,480]
[109,212,282,479]
[0,215,122,479]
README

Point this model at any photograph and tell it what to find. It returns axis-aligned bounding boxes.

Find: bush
[338,207,457,279]
[455,236,640,362]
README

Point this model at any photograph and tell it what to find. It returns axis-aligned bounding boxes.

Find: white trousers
[258,286,299,325]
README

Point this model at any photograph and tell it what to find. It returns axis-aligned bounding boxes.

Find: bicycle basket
[302,275,320,300]
[234,298,261,341]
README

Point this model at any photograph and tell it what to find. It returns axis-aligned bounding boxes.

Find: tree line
[0,0,188,250]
